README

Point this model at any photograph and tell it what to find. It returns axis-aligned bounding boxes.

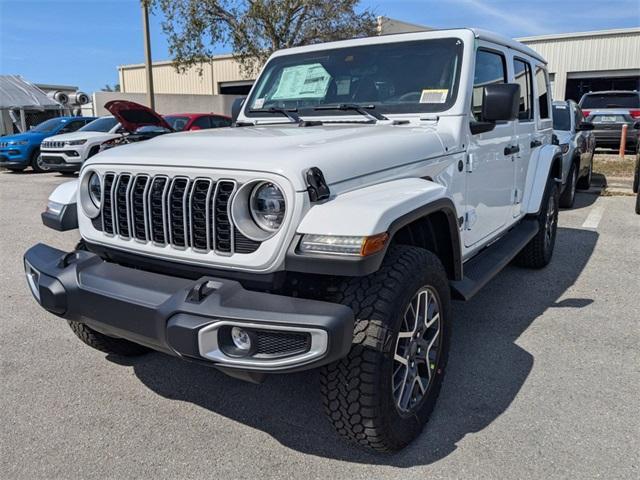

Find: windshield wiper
[314,104,388,122]
[249,107,301,123]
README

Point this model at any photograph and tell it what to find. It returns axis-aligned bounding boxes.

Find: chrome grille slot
[96,173,262,256]
[130,175,150,241]
[101,173,116,235]
[114,174,132,238]
[214,181,236,253]
[168,177,190,248]
[148,176,169,244]
[189,179,213,251]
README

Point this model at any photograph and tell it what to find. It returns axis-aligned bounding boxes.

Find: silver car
[553,100,596,208]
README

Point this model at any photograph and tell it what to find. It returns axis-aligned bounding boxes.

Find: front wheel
[320,245,451,452]
[30,150,49,173]
[67,321,150,356]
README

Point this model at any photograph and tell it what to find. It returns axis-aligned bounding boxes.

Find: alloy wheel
[392,286,442,413]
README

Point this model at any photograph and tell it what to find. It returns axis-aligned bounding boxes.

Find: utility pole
[141,1,155,110]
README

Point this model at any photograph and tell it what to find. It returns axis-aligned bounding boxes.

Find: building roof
[517,27,640,42]
[0,75,61,110]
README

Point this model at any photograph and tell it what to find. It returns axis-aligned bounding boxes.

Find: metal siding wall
[522,32,640,100]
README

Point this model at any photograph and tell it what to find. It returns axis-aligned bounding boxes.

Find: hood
[1,131,46,143]
[44,131,119,142]
[87,123,449,191]
[553,130,572,145]
[104,100,173,133]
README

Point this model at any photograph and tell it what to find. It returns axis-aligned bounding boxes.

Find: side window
[472,49,507,122]
[535,68,550,119]
[513,59,533,121]
[210,116,232,128]
[192,116,212,129]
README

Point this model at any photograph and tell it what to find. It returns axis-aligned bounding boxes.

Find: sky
[1,0,638,94]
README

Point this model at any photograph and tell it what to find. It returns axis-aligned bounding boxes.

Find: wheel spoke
[394,353,408,366]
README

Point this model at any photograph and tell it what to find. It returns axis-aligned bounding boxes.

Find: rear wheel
[559,162,578,208]
[67,321,150,356]
[320,245,451,452]
[515,175,559,269]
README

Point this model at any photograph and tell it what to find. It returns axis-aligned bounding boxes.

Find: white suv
[39,116,123,173]
[25,28,562,452]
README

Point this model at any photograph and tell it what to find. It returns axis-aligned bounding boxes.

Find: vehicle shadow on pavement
[119,226,598,466]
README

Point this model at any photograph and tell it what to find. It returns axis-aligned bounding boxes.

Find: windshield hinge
[305,167,330,202]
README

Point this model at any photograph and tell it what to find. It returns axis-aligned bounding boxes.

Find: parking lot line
[581,199,605,229]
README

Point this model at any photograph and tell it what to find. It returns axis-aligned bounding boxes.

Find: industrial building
[117,20,639,105]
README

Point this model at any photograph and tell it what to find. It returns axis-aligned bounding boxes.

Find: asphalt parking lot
[1,171,638,480]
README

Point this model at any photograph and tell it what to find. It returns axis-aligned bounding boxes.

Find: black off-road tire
[320,245,451,452]
[632,154,639,194]
[559,161,578,208]
[67,321,150,356]
[514,175,559,269]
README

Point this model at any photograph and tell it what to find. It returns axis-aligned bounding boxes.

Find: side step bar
[450,218,539,301]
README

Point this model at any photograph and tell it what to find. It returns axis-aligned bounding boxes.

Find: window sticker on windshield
[555,105,567,109]
[420,89,448,104]
[271,63,331,100]
[254,98,265,109]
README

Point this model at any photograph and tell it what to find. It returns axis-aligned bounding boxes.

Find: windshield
[553,104,571,130]
[30,118,66,133]
[164,116,190,131]
[79,116,119,133]
[581,93,640,109]
[246,38,463,118]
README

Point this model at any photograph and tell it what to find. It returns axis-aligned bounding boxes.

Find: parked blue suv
[0,116,95,172]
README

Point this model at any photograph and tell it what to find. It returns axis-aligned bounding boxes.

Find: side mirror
[577,122,594,131]
[633,121,640,130]
[482,83,520,122]
[231,97,246,124]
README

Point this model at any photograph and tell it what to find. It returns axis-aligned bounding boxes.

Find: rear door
[464,46,517,247]
[511,57,536,218]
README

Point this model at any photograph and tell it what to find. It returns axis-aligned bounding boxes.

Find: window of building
[513,59,533,121]
[536,68,550,119]
[472,49,507,121]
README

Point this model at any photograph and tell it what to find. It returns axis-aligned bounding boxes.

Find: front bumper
[24,243,354,375]
[0,149,29,167]
[40,150,83,172]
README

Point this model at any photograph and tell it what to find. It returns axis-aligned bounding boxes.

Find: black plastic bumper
[23,243,354,375]
[41,203,78,231]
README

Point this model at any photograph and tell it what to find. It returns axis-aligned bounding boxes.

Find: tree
[101,84,121,92]
[149,0,377,77]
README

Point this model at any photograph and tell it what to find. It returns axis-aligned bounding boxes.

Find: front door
[464,47,516,247]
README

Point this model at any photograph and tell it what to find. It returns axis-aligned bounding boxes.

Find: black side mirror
[577,122,594,131]
[482,83,520,122]
[633,121,640,130]
[231,97,246,124]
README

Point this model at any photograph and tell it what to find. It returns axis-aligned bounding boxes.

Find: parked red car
[165,113,232,131]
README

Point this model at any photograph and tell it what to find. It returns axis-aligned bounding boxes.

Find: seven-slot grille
[100,172,261,255]
[41,141,65,149]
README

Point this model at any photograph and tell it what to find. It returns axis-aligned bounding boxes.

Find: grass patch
[593,153,636,178]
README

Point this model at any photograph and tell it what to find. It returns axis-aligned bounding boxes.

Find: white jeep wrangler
[25,28,561,452]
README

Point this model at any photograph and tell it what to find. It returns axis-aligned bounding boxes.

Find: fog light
[231,327,252,351]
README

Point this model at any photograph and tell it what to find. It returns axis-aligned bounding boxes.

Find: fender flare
[41,180,79,231]
[288,178,462,278]
[522,144,562,214]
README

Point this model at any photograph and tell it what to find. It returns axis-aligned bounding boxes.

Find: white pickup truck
[25,28,562,452]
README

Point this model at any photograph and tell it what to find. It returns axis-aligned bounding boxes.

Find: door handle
[530,139,542,148]
[504,145,520,156]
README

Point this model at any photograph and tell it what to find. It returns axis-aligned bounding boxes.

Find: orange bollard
[619,124,628,158]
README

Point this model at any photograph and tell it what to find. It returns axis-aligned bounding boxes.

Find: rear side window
[535,68,550,119]
[472,49,507,121]
[580,93,640,109]
[513,59,533,121]
[210,116,232,128]
[192,116,212,129]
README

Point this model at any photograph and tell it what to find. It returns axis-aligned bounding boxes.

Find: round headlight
[250,182,285,232]
[88,173,102,208]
